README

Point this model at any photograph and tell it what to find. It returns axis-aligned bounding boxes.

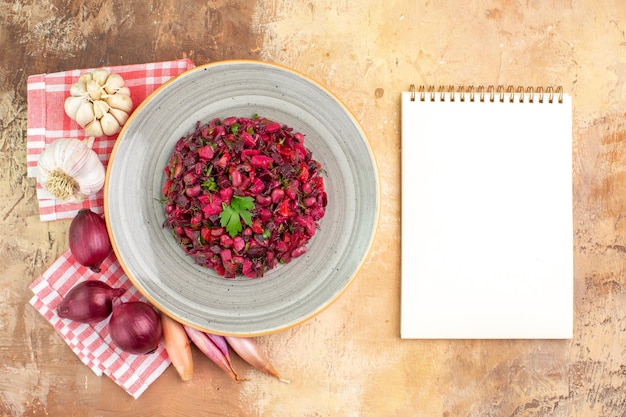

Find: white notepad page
[401,88,573,339]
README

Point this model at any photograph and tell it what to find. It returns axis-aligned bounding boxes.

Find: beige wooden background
[1,0,626,416]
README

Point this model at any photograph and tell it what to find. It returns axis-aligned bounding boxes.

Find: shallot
[207,333,231,359]
[57,280,125,324]
[225,336,289,382]
[109,301,162,355]
[69,209,112,272]
[161,313,193,382]
[183,326,243,382]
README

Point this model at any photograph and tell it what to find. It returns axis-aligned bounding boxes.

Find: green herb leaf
[231,195,255,212]
[219,204,240,236]
[219,195,255,237]
[230,122,240,135]
[238,210,252,227]
[201,177,217,192]
[201,165,217,191]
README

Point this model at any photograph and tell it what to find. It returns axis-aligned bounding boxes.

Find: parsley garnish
[201,177,217,192]
[201,165,217,192]
[219,195,255,237]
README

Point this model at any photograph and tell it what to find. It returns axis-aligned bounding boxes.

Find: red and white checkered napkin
[26,58,196,221]
[29,249,171,398]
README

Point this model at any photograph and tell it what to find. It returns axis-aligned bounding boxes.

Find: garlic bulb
[37,137,106,202]
[64,69,133,137]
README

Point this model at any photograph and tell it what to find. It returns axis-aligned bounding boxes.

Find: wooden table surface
[2,0,626,416]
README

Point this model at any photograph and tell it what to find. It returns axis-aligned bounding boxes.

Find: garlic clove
[64,96,85,121]
[86,80,103,101]
[70,82,88,97]
[75,101,96,128]
[109,107,129,126]
[84,120,104,138]
[103,73,126,94]
[93,100,109,120]
[113,86,131,97]
[100,113,121,136]
[92,69,110,86]
[106,93,133,113]
[78,73,93,84]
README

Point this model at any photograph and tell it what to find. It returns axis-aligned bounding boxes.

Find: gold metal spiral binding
[487,85,495,103]
[458,85,465,102]
[409,84,565,103]
[477,85,485,102]
[516,86,525,103]
[497,85,505,102]
[507,85,515,103]
[438,85,446,102]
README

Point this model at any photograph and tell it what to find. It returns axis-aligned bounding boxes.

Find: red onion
[109,301,163,354]
[69,208,112,272]
[57,280,126,324]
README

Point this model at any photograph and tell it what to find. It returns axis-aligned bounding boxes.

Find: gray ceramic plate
[105,60,379,336]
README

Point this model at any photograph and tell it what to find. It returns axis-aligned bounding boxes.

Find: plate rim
[104,59,381,336]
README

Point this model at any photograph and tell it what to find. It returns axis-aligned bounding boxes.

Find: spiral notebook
[401,85,573,339]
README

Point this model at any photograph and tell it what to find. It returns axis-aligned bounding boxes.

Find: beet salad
[162,115,327,278]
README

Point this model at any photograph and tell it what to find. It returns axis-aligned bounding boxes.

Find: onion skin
[206,333,230,360]
[206,333,238,376]
[69,209,112,272]
[161,313,194,382]
[56,280,125,324]
[225,336,288,382]
[109,301,163,355]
